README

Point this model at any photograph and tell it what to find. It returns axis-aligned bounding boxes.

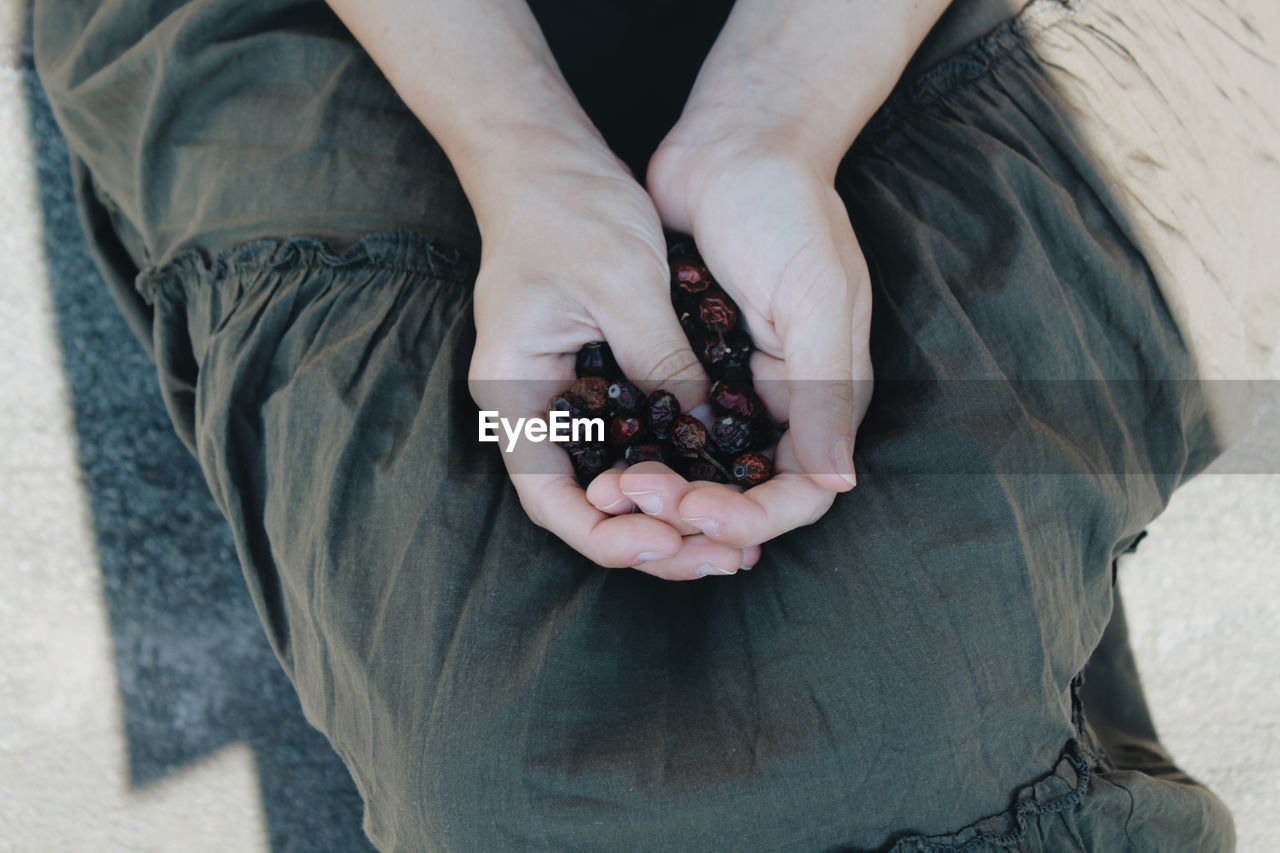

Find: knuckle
[637,343,703,386]
[824,379,857,413]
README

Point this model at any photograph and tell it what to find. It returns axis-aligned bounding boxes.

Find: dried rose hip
[607,415,646,449]
[669,414,709,457]
[645,390,680,440]
[568,376,610,416]
[731,451,772,487]
[710,414,758,456]
[697,290,738,333]
[710,380,765,422]
[624,442,669,466]
[694,332,733,368]
[548,391,584,418]
[694,330,754,378]
[570,443,612,483]
[576,340,621,379]
[671,260,713,294]
[607,380,645,415]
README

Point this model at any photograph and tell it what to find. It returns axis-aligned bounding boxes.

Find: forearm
[673,0,953,170]
[324,0,613,224]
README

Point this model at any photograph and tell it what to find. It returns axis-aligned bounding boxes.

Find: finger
[512,467,684,568]
[597,291,710,413]
[748,351,791,423]
[471,352,685,568]
[676,432,838,549]
[617,461,710,536]
[631,534,758,581]
[585,468,636,515]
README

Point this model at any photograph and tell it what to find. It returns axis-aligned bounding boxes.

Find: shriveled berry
[575,341,621,379]
[568,376,610,416]
[670,414,708,457]
[693,331,751,377]
[606,381,645,415]
[710,380,765,422]
[698,290,738,333]
[683,457,730,484]
[548,391,584,418]
[645,390,680,440]
[731,451,772,486]
[569,443,612,483]
[624,442,668,466]
[607,415,646,449]
[710,415,758,456]
[695,332,733,368]
[671,260,713,294]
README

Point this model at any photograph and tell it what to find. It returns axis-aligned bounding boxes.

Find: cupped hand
[466,149,760,579]
[644,130,875,549]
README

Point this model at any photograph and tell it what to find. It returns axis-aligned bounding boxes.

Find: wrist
[670,89,866,180]
[648,120,828,236]
[449,122,630,231]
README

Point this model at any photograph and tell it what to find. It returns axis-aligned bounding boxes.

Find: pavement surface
[1,1,1276,850]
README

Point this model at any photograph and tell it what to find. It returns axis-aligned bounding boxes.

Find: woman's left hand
[630,127,875,549]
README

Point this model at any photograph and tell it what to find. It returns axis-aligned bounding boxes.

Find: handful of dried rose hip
[551,239,781,488]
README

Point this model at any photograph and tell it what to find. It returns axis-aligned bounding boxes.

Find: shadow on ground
[23,47,375,853]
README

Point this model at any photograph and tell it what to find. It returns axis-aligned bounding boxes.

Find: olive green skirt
[35,0,1236,849]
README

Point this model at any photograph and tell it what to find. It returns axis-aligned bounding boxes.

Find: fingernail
[831,438,857,488]
[739,564,754,572]
[696,563,735,577]
[682,516,720,536]
[635,551,667,563]
[593,497,627,512]
[623,490,663,515]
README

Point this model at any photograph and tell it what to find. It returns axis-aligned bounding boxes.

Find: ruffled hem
[134,230,478,305]
[858,0,1081,141]
[871,739,1096,853]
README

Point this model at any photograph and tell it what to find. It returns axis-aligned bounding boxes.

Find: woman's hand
[632,0,953,551]
[467,144,763,579]
[642,131,874,549]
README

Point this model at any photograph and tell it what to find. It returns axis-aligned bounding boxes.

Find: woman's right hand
[466,142,762,579]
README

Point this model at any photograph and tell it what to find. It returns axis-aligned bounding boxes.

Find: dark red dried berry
[575,341,621,380]
[671,260,713,294]
[548,391,584,419]
[731,451,772,486]
[607,415,646,449]
[697,290,738,333]
[683,457,730,484]
[710,380,765,422]
[607,381,645,415]
[624,442,668,466]
[695,332,733,368]
[568,376,610,416]
[670,414,708,457]
[645,390,680,440]
[569,443,612,483]
[710,415,757,456]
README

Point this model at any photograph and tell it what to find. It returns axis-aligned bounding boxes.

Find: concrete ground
[1,1,1276,851]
